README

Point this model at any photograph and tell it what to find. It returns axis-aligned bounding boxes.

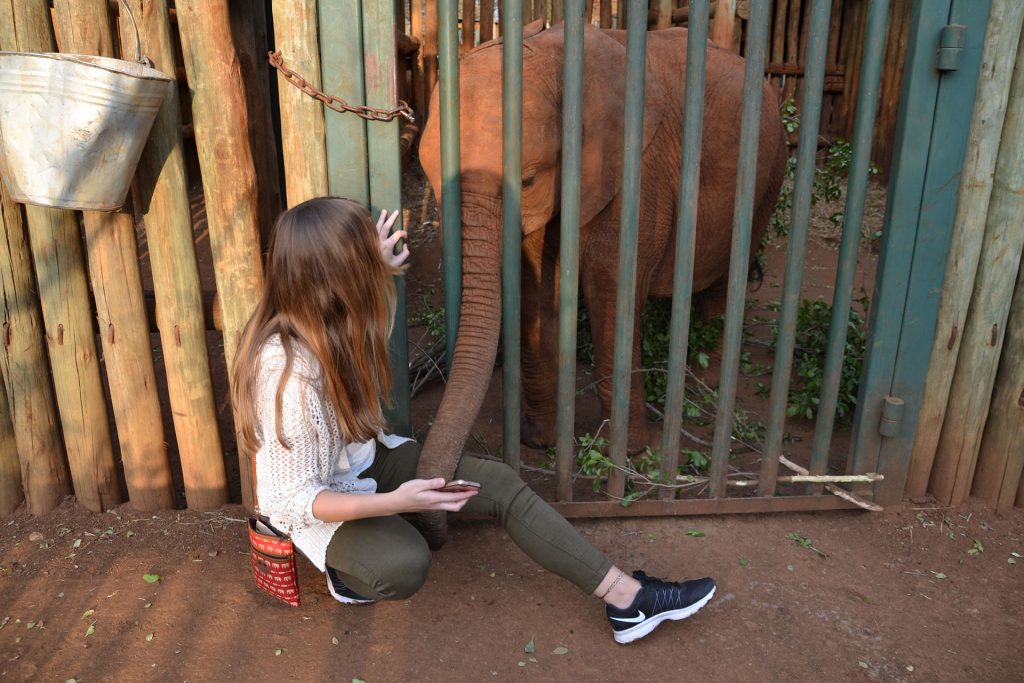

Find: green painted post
[502,1,523,473]
[708,0,770,498]
[864,0,994,503]
[439,0,463,373]
[848,0,950,485]
[808,0,889,482]
[759,0,833,497]
[363,0,411,435]
[555,0,585,501]
[608,0,649,497]
[319,0,369,205]
[660,0,710,499]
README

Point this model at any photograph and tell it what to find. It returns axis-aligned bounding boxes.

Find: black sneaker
[606,571,716,644]
[325,567,374,605]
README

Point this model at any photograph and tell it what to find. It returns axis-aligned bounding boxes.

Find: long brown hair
[232,197,401,451]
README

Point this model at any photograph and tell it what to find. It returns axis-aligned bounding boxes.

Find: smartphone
[435,479,481,493]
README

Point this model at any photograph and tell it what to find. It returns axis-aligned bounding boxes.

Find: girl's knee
[379,545,431,600]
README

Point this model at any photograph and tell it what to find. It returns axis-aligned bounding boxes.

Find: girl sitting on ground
[231,196,716,644]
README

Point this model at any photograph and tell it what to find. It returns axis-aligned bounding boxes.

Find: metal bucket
[0,11,172,211]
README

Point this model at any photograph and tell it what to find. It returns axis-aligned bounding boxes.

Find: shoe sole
[326,576,374,605]
[613,585,716,644]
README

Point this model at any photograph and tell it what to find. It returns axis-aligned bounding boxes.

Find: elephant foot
[413,510,449,550]
[521,414,556,450]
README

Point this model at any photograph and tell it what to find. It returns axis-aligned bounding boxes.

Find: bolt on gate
[328,0,991,516]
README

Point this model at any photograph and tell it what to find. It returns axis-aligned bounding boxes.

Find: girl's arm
[311,478,476,523]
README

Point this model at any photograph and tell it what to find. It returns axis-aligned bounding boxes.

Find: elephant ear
[579,25,668,227]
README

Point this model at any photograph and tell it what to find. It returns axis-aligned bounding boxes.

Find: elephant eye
[523,174,536,188]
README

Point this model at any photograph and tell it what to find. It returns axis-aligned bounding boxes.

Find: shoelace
[634,571,687,612]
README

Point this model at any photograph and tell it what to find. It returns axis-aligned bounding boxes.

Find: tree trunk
[53,0,175,512]
[175,0,266,510]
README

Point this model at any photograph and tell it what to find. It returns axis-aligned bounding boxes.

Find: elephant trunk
[414,193,503,549]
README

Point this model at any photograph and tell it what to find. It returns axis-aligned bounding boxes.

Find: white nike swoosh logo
[610,611,647,624]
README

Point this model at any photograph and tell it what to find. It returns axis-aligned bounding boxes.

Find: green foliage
[768,295,868,423]
[411,293,446,341]
[770,99,882,238]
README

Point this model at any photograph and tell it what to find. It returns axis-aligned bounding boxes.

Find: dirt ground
[1,500,1022,682]
[5,164,1021,681]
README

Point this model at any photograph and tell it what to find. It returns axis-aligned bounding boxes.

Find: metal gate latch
[936,24,966,71]
[879,396,905,438]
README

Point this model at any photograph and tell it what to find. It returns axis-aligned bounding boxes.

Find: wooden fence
[0,0,1020,518]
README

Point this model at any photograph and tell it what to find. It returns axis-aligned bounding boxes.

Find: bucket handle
[119,0,147,65]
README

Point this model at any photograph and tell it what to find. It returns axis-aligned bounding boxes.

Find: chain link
[268,51,416,124]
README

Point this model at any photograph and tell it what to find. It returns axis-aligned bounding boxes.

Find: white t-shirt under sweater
[254,335,411,572]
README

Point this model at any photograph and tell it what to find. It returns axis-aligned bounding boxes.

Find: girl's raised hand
[376,209,410,269]
[391,478,477,513]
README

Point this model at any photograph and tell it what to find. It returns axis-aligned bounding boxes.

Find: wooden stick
[976,239,1024,511]
[462,0,474,52]
[176,0,266,510]
[424,0,439,112]
[53,0,174,512]
[710,0,736,48]
[0,15,69,517]
[3,1,120,513]
[120,0,227,510]
[410,0,427,115]
[230,1,283,247]
[0,364,21,517]
[271,0,329,206]
[480,0,495,42]
[600,0,611,29]
[963,34,1024,510]
[730,472,883,485]
[909,1,1024,500]
[778,455,882,511]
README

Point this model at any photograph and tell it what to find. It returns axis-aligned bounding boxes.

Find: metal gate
[329,0,992,515]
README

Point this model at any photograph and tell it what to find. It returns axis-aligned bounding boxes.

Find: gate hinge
[879,396,905,438]
[936,24,966,71]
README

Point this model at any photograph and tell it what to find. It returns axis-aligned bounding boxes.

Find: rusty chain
[268,51,415,124]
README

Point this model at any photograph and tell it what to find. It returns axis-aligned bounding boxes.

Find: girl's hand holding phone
[392,477,477,514]
[376,209,409,269]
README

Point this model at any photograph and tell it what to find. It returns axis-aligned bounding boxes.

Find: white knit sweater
[254,336,411,572]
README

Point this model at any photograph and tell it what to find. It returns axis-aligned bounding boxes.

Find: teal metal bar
[439,0,462,373]
[808,0,890,479]
[851,0,991,503]
[708,0,770,498]
[659,0,710,500]
[363,0,410,434]
[608,0,649,497]
[758,0,833,497]
[319,0,369,205]
[555,0,585,501]
[502,0,523,473]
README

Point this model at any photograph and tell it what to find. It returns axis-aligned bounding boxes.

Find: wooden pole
[933,29,1024,507]
[976,248,1024,511]
[480,0,495,42]
[424,0,439,109]
[908,2,1024,500]
[0,15,69,516]
[51,0,175,512]
[175,0,266,510]
[410,0,427,115]
[711,0,736,47]
[3,1,120,513]
[462,0,474,51]
[120,0,227,510]
[272,0,329,206]
[230,1,283,248]
[600,0,612,29]
[0,364,22,517]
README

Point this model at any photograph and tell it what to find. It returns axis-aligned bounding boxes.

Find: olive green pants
[325,441,613,600]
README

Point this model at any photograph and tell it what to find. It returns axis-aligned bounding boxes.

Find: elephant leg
[520,225,560,449]
[581,261,652,454]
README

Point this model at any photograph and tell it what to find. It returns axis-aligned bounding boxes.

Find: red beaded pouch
[248,515,300,607]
